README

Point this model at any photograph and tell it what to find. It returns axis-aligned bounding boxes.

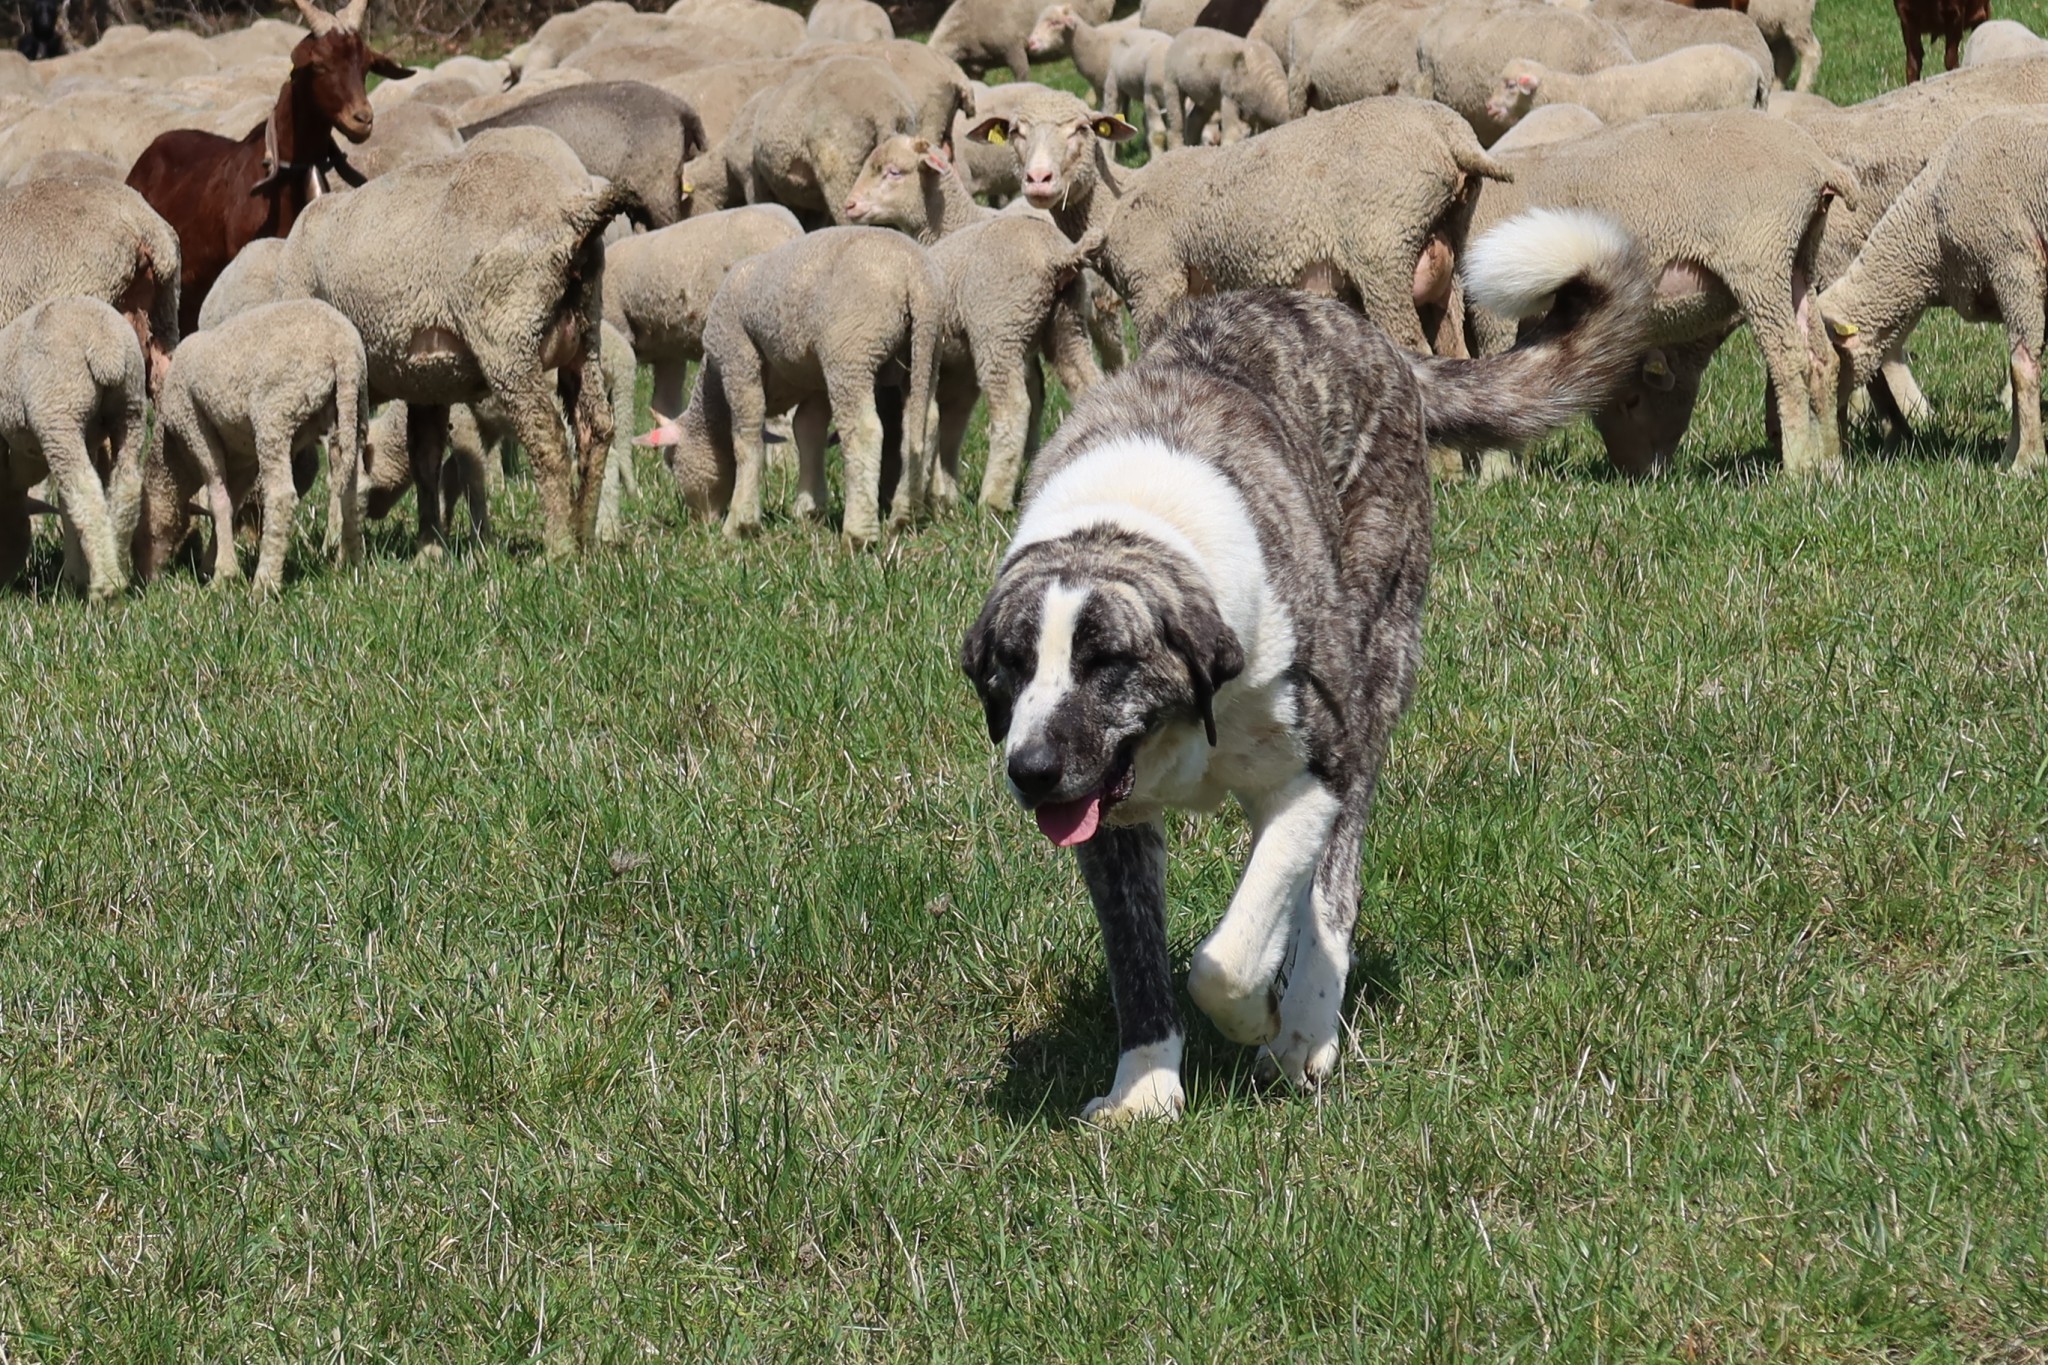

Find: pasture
[3,0,2048,1356]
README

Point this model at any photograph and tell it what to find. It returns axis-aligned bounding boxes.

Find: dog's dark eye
[1084,648,1138,673]
[993,644,1029,678]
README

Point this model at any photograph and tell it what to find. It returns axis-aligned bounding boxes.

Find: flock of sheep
[0,0,2045,601]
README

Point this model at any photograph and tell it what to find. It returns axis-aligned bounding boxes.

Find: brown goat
[125,0,412,334]
[1897,0,1992,79]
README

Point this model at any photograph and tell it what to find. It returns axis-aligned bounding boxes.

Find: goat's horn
[338,0,369,30]
[291,0,338,34]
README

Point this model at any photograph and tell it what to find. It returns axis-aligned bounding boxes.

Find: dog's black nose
[1007,742,1063,802]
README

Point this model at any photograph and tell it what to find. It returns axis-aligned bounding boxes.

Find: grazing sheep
[1587,0,1774,80]
[0,175,180,393]
[1157,27,1290,146]
[135,299,366,593]
[1813,109,2048,473]
[196,238,288,331]
[1486,44,1769,130]
[654,59,787,149]
[1288,2,1434,117]
[744,55,918,226]
[639,227,941,548]
[0,297,146,601]
[1415,0,1636,144]
[604,203,805,416]
[1027,7,1139,105]
[809,0,896,41]
[964,86,1143,242]
[462,81,709,229]
[1098,98,1507,353]
[1488,99,1603,150]
[1468,110,1856,474]
[1745,0,1822,90]
[271,129,628,559]
[1961,18,2048,63]
[932,0,1109,77]
[842,137,1106,507]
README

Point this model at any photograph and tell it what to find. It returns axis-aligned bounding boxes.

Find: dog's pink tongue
[1035,791,1103,847]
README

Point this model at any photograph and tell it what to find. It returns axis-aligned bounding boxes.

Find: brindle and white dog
[961,209,1654,1123]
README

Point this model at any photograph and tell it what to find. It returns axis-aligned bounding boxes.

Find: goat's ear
[1089,113,1139,142]
[368,52,415,79]
[1158,591,1243,746]
[965,116,1013,145]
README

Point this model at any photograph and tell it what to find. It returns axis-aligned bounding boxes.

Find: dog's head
[960,527,1243,847]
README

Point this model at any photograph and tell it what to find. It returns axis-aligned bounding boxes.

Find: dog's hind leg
[1074,821,1185,1124]
[1189,775,1342,1048]
[1260,787,1367,1088]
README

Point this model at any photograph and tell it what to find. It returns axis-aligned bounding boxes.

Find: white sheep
[1026,7,1139,107]
[963,86,1142,243]
[637,227,941,548]
[1415,0,1635,144]
[809,0,895,42]
[1287,2,1434,118]
[1745,0,1822,93]
[1486,44,1769,131]
[1961,18,2048,64]
[0,297,146,602]
[1814,109,2048,474]
[1156,27,1289,147]
[1487,100,1603,152]
[1586,0,1774,82]
[135,299,367,594]
[742,55,918,226]
[932,0,1111,78]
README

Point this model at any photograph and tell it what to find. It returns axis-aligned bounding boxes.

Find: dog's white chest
[1126,679,1305,816]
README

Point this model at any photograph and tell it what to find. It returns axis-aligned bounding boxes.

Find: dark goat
[124,0,412,334]
[1191,0,1266,35]
[1897,0,1992,79]
[17,0,63,60]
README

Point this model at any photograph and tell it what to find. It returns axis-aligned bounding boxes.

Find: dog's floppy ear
[960,596,1011,745]
[1160,590,1244,746]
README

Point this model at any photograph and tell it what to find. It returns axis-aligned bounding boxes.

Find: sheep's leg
[791,395,830,522]
[45,432,123,602]
[1738,275,1839,476]
[976,353,1035,512]
[253,430,298,596]
[1217,95,1244,145]
[1792,29,1822,93]
[406,403,452,559]
[329,426,363,571]
[102,408,145,585]
[1160,74,1185,148]
[652,359,689,423]
[566,354,613,552]
[1991,272,2048,473]
[1003,41,1031,81]
[494,372,578,560]
[186,420,242,586]
[1942,26,1962,71]
[827,372,885,549]
[1143,85,1169,154]
[720,359,770,540]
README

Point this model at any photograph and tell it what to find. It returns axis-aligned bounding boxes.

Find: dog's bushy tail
[1411,208,1653,451]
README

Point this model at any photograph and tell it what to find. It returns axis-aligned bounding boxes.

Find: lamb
[603,203,805,416]
[742,55,918,226]
[1961,18,2048,63]
[196,238,287,331]
[0,175,180,393]
[1246,0,1323,52]
[842,136,1105,508]
[655,59,788,150]
[1026,7,1139,105]
[1156,27,1290,146]
[963,86,1143,243]
[1140,0,1209,35]
[1587,0,1774,81]
[1466,110,1856,474]
[133,299,366,594]
[637,227,940,548]
[270,128,628,559]
[1106,26,1174,136]
[1415,0,1636,144]
[461,81,709,229]
[1485,44,1769,130]
[0,297,146,602]
[1741,0,1823,89]
[1096,97,1508,353]
[931,0,1112,77]
[809,0,896,41]
[1288,2,1434,117]
[1812,109,2048,474]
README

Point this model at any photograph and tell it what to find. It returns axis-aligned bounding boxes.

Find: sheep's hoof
[722,515,762,541]
[252,576,284,600]
[207,565,242,590]
[842,527,879,552]
[414,542,447,564]
[86,579,124,605]
[2003,458,2045,480]
[791,493,824,523]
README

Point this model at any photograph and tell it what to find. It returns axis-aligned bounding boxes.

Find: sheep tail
[1822,162,1860,213]
[1409,207,1654,452]
[1451,143,1513,184]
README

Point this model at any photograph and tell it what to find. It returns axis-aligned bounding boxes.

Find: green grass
[6,0,2048,1358]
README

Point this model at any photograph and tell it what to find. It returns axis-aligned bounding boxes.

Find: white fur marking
[1004,582,1088,777]
[1081,1035,1185,1124]
[1462,207,1632,320]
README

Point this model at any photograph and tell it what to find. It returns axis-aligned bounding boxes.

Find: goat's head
[289,0,414,145]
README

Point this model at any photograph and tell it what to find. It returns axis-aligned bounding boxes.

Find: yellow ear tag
[682,181,695,194]
[1828,319,1859,338]
[987,125,1008,144]
[1094,119,1114,136]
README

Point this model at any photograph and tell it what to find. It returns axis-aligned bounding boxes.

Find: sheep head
[1486,62,1542,126]
[1027,5,1079,56]
[966,96,1136,213]
[289,0,415,145]
[844,135,953,227]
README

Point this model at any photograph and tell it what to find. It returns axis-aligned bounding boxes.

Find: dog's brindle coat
[964,216,1651,1121]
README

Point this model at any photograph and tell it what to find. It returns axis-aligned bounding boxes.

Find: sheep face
[843,135,947,227]
[1027,6,1079,57]
[1485,64,1541,128]
[967,107,1136,212]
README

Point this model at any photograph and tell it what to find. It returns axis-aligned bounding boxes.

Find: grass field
[6,1,2048,1357]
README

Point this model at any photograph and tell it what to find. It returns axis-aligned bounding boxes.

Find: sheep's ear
[1513,72,1538,94]
[634,411,679,447]
[966,117,1013,145]
[1090,113,1139,142]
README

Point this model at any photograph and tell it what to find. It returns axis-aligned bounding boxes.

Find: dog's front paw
[1188,949,1280,1047]
[1254,1028,1339,1091]
[1079,1037,1185,1125]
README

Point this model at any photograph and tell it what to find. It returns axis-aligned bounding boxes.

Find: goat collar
[250,105,366,197]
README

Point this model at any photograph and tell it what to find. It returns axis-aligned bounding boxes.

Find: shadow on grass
[982,942,1403,1127]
